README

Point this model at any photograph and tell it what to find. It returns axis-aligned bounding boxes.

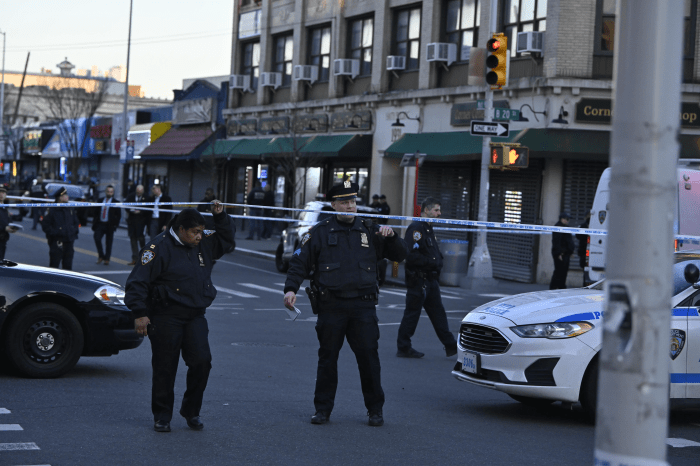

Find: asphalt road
[1,223,699,465]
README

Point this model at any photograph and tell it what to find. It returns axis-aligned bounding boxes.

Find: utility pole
[465,0,497,289]
[0,30,6,162]
[119,0,134,200]
[594,2,683,465]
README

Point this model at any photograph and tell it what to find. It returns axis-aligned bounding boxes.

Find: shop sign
[294,114,328,133]
[23,130,42,154]
[227,118,257,137]
[451,101,509,126]
[260,116,289,134]
[576,98,700,128]
[173,98,214,126]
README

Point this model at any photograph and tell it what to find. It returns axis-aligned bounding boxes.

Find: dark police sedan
[0,259,143,378]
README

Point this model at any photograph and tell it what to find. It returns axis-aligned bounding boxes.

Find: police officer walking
[283,181,408,427]
[0,186,20,260]
[397,197,458,359]
[41,187,80,270]
[550,212,575,289]
[125,203,234,433]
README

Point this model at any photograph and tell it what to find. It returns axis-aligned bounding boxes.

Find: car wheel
[4,303,84,378]
[579,356,599,422]
[275,244,289,273]
[507,394,556,407]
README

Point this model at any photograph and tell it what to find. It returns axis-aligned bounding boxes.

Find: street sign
[493,108,520,121]
[470,120,509,137]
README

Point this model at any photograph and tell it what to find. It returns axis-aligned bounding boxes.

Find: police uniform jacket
[0,201,10,242]
[41,206,80,242]
[284,215,408,298]
[405,221,443,276]
[551,221,575,256]
[124,211,235,319]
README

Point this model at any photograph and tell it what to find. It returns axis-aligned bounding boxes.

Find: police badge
[301,233,311,247]
[141,250,155,265]
[360,232,369,247]
[344,180,351,188]
[671,329,686,360]
[413,231,422,242]
[203,229,215,237]
[598,210,607,225]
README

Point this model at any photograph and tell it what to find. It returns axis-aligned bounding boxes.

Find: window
[394,7,421,70]
[503,0,547,56]
[309,26,331,82]
[274,34,294,86]
[349,17,374,76]
[446,0,480,62]
[241,41,260,89]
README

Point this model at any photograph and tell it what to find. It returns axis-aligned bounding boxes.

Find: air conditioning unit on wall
[260,72,282,90]
[333,59,360,79]
[517,31,545,54]
[293,65,318,84]
[386,56,406,71]
[229,74,251,92]
[426,43,457,67]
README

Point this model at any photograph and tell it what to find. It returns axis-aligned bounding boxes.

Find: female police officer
[283,181,408,427]
[126,202,234,432]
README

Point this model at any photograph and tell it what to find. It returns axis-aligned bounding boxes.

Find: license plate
[462,352,478,374]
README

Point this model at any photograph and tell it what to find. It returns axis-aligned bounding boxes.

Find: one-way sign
[470,120,509,137]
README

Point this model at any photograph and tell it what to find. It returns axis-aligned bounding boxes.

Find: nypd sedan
[452,252,700,418]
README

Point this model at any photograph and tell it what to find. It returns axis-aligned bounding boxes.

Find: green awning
[300,134,372,158]
[201,140,244,158]
[504,128,610,154]
[200,138,282,159]
[384,132,483,161]
[262,136,310,155]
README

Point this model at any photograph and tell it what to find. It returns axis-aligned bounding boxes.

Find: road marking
[0,443,40,451]
[0,424,22,431]
[379,288,460,300]
[478,293,510,298]
[214,286,258,298]
[0,408,9,414]
[234,247,275,259]
[446,310,469,313]
[667,438,700,447]
[240,283,284,295]
[14,231,130,265]
[378,322,401,326]
[81,270,132,275]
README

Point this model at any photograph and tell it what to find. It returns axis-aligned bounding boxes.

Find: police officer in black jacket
[397,197,458,359]
[550,211,576,290]
[125,203,234,433]
[0,186,20,260]
[283,181,408,427]
[41,187,80,270]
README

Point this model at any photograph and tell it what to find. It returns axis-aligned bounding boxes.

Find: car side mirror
[684,264,700,287]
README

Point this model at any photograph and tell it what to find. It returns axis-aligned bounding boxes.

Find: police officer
[397,197,458,359]
[125,204,234,433]
[283,181,408,427]
[550,211,575,289]
[0,186,20,260]
[41,187,80,270]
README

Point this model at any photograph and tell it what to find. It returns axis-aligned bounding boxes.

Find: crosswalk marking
[214,286,258,298]
[0,443,40,451]
[667,438,700,447]
[0,424,22,431]
[240,283,285,295]
[378,288,460,300]
[0,408,9,414]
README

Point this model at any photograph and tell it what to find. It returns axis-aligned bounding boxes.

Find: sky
[3,0,235,100]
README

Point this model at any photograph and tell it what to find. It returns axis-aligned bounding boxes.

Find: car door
[670,290,695,398]
[682,290,700,398]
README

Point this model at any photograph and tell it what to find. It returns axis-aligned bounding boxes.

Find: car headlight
[94,285,126,306]
[510,322,594,339]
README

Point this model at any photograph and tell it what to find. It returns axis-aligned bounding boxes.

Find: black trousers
[149,314,212,422]
[48,239,75,270]
[93,223,115,261]
[397,279,456,352]
[0,240,5,261]
[128,217,147,261]
[314,301,384,413]
[550,253,571,289]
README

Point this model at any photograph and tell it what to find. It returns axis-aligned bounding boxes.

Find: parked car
[452,250,700,419]
[275,201,379,273]
[0,259,143,378]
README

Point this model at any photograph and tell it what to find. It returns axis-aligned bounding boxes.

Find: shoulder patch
[203,229,215,237]
[413,231,422,242]
[300,232,311,247]
[141,249,156,265]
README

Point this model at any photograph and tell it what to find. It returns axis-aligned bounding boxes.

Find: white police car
[452,250,700,418]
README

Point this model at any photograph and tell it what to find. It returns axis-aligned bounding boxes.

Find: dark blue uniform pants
[48,239,75,270]
[148,314,212,422]
[0,240,6,261]
[93,223,115,261]
[314,302,384,413]
[550,253,570,290]
[397,279,456,352]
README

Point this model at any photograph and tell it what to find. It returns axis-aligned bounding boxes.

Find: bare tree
[33,77,108,182]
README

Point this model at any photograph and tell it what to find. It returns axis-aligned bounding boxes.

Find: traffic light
[486,33,508,88]
[488,143,529,169]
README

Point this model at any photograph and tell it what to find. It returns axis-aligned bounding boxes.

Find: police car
[452,250,700,418]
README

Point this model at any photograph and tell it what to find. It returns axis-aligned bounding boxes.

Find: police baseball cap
[54,186,68,200]
[559,211,571,219]
[372,194,379,199]
[327,181,359,201]
[380,194,387,199]
[0,186,6,193]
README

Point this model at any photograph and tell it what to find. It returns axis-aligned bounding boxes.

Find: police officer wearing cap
[125,203,234,433]
[0,186,20,261]
[283,181,408,427]
[550,211,575,289]
[41,187,80,270]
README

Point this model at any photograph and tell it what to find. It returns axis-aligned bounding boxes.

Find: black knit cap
[327,181,359,201]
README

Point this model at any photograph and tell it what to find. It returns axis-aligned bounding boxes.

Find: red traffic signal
[485,33,508,88]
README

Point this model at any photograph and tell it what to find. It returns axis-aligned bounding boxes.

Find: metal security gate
[416,162,476,241]
[475,159,544,282]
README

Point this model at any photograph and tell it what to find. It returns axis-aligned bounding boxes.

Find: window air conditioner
[333,59,360,79]
[260,72,282,89]
[386,56,406,71]
[229,74,251,92]
[516,31,545,54]
[293,65,318,84]
[426,43,457,67]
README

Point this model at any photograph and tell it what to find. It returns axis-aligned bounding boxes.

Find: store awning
[300,134,372,158]
[384,132,482,161]
[202,139,248,159]
[504,128,610,154]
[262,136,311,156]
[140,125,214,160]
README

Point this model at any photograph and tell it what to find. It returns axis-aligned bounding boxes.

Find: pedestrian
[125,179,136,197]
[245,181,265,240]
[376,195,391,285]
[577,212,592,286]
[0,187,20,260]
[197,188,216,229]
[125,184,150,266]
[370,194,380,209]
[41,187,80,270]
[125,203,235,433]
[262,183,274,239]
[92,185,121,266]
[397,197,458,359]
[377,194,391,221]
[283,181,408,427]
[30,176,46,230]
[148,184,172,240]
[550,212,575,290]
